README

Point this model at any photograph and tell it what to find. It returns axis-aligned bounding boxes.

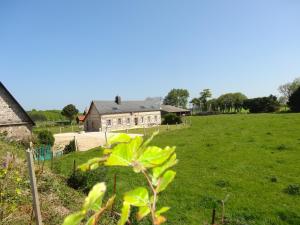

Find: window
[118,118,122,125]
[106,119,112,126]
[154,116,158,122]
[127,118,130,124]
[148,116,151,123]
[141,117,144,123]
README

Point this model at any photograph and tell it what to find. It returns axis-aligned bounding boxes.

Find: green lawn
[50,114,300,225]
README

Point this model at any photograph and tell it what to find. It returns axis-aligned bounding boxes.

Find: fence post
[105,127,108,145]
[26,149,43,225]
[167,123,169,130]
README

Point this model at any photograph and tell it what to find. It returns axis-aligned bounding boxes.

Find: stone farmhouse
[0,82,35,140]
[84,96,162,132]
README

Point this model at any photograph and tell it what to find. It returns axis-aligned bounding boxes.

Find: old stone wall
[0,87,30,125]
[0,124,33,141]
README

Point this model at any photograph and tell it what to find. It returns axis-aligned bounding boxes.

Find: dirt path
[54,132,142,151]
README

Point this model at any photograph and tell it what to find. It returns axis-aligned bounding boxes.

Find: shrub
[64,140,76,154]
[287,87,300,112]
[67,167,107,194]
[284,184,300,195]
[243,95,280,113]
[162,113,182,125]
[37,130,54,146]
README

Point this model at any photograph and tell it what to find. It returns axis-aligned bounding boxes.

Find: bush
[243,95,280,113]
[67,168,107,194]
[288,87,300,112]
[37,130,54,146]
[284,184,300,195]
[162,113,182,125]
[64,140,76,154]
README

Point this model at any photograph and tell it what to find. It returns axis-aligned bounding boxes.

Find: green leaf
[138,146,175,168]
[152,154,177,180]
[130,136,144,159]
[85,216,96,225]
[156,170,176,193]
[118,202,131,225]
[108,133,132,145]
[62,211,85,225]
[83,183,106,211]
[124,187,149,207]
[155,207,170,217]
[78,157,107,171]
[137,206,151,221]
[105,142,134,166]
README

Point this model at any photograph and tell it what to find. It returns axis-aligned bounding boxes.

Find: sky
[1,0,300,111]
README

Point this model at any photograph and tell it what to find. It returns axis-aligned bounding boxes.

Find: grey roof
[92,98,161,115]
[161,105,190,113]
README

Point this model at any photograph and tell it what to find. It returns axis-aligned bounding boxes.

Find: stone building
[0,82,34,140]
[84,96,161,132]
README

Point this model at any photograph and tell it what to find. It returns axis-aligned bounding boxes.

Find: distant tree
[243,95,280,113]
[207,98,219,112]
[199,89,212,111]
[162,113,182,125]
[61,104,79,122]
[28,111,47,122]
[163,89,190,108]
[278,77,300,104]
[287,87,300,112]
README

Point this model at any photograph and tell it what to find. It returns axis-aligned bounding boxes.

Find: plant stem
[142,170,157,225]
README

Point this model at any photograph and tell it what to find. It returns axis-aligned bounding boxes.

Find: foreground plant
[63,132,177,225]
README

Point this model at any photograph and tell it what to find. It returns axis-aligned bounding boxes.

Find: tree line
[163,77,300,114]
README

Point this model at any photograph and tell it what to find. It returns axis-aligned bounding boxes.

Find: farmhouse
[0,82,34,140]
[84,96,161,131]
[161,104,191,116]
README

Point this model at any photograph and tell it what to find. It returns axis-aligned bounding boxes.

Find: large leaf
[118,202,131,225]
[138,146,175,168]
[62,211,85,225]
[108,133,132,145]
[152,153,177,180]
[83,183,106,211]
[105,142,134,166]
[155,207,170,217]
[156,170,176,193]
[137,206,151,221]
[130,136,144,159]
[124,187,149,207]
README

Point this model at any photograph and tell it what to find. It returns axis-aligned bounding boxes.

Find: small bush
[37,130,54,146]
[284,184,300,195]
[270,176,278,183]
[64,140,76,154]
[162,113,182,125]
[67,168,107,194]
[288,87,300,112]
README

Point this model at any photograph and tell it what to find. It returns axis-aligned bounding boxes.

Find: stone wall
[0,85,33,141]
[0,124,33,141]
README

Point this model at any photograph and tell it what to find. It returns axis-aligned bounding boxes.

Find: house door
[134,117,138,125]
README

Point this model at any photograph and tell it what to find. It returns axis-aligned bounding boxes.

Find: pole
[105,127,108,145]
[26,149,43,225]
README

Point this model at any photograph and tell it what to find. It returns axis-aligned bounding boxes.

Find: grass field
[50,114,300,225]
[33,124,83,134]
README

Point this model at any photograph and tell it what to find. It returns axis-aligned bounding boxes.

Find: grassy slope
[50,114,300,225]
[0,140,84,225]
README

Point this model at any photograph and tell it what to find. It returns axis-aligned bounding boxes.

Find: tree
[61,104,79,122]
[288,87,300,112]
[37,130,55,146]
[199,89,212,111]
[163,89,189,109]
[243,95,280,113]
[278,77,300,104]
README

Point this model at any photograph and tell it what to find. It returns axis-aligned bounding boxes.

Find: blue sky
[1,0,300,111]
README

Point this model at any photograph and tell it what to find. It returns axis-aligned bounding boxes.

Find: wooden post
[143,126,146,136]
[60,127,62,133]
[26,149,43,225]
[72,125,74,132]
[167,123,169,130]
[105,127,108,145]
[176,122,178,129]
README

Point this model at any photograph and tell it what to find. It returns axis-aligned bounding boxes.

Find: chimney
[115,95,121,105]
